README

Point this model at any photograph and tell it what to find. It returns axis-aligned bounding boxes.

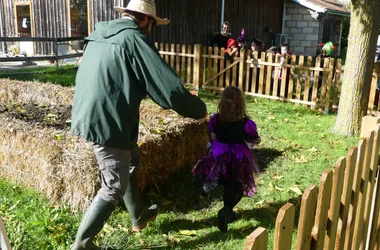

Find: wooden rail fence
[244,125,380,250]
[154,43,380,115]
[0,36,84,70]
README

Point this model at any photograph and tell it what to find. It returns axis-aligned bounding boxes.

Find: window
[70,0,88,36]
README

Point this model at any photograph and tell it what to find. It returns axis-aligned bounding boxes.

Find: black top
[215,119,246,143]
[210,33,231,49]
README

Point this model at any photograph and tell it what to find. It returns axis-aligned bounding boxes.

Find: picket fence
[155,43,380,114]
[244,124,380,250]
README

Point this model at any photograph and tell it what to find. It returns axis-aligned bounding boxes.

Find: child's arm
[206,114,218,150]
[244,119,261,147]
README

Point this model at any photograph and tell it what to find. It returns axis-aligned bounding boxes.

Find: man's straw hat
[114,0,170,25]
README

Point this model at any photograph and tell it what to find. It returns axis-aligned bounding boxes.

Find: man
[210,21,232,49]
[70,0,208,249]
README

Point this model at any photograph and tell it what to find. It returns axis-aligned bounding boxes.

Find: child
[192,86,261,233]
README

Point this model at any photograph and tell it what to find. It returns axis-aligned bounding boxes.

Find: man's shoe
[131,204,159,232]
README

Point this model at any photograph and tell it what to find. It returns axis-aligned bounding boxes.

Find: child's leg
[218,180,243,233]
[223,181,243,210]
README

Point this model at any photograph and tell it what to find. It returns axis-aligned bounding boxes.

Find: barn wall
[1,0,284,55]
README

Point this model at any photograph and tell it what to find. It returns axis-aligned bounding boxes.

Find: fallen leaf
[289,186,303,195]
[179,230,197,236]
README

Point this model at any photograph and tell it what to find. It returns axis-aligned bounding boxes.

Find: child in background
[192,86,261,233]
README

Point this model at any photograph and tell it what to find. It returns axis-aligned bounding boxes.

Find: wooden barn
[0,0,284,56]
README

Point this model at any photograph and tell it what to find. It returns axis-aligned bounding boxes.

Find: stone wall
[283,0,344,57]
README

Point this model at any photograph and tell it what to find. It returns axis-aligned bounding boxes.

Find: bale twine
[0,80,209,211]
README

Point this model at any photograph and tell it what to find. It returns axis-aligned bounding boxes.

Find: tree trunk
[333,0,380,136]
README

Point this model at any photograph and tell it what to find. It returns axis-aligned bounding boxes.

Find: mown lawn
[0,66,359,249]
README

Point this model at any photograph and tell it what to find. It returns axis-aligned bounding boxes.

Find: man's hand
[198,112,208,123]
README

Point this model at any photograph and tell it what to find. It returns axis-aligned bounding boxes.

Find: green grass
[0,68,359,249]
[0,64,77,87]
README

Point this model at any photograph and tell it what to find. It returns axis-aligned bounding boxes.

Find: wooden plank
[251,51,258,93]
[213,47,220,92]
[160,43,164,59]
[207,46,213,83]
[238,49,246,90]
[352,132,374,250]
[176,44,180,75]
[311,169,333,250]
[203,60,240,87]
[303,56,312,107]
[324,58,334,114]
[362,126,380,248]
[344,139,367,250]
[325,157,346,250]
[368,165,380,250]
[279,56,288,99]
[296,56,304,105]
[258,52,266,94]
[311,58,321,111]
[244,227,268,250]
[181,44,186,80]
[245,51,251,92]
[319,58,329,112]
[170,44,175,70]
[334,147,358,250]
[225,49,231,87]
[165,43,170,64]
[296,185,318,250]
[266,53,273,95]
[0,217,11,250]
[274,203,295,250]
[201,46,206,84]
[287,54,296,100]
[187,45,192,84]
[332,59,342,113]
[273,54,281,97]
[193,44,202,91]
[232,57,238,87]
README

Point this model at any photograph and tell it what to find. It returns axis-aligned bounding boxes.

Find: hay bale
[0,79,74,105]
[0,80,209,211]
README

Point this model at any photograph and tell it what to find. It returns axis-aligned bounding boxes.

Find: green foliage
[0,181,80,249]
[0,65,77,87]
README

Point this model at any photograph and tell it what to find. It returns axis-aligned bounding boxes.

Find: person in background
[210,21,232,49]
[70,0,208,249]
[192,86,261,233]
[318,41,335,59]
[250,38,265,68]
[224,28,247,60]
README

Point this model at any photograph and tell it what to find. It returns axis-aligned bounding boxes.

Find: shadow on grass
[144,147,283,214]
[134,146,298,248]
[156,195,302,249]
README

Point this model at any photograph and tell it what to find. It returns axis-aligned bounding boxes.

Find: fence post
[274,203,295,250]
[193,44,203,91]
[238,49,246,91]
[54,38,59,71]
[244,227,268,250]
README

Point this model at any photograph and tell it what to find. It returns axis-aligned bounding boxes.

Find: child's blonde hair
[217,85,249,122]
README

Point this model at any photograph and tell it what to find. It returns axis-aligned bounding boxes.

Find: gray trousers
[93,144,140,205]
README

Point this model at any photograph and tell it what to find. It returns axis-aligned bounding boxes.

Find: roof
[292,0,350,16]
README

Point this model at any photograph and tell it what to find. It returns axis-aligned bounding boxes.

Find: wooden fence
[244,125,380,250]
[0,36,84,70]
[155,43,380,114]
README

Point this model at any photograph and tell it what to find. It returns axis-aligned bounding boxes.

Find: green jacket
[71,18,207,149]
